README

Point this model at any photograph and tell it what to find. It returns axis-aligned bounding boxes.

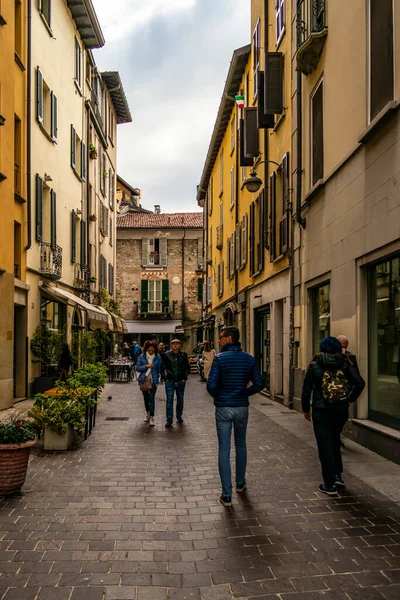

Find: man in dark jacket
[207,327,264,507]
[163,339,190,427]
[302,336,365,497]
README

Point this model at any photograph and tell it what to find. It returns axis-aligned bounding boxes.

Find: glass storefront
[369,256,400,430]
[312,283,331,353]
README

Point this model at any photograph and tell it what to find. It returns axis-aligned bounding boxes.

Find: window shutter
[257,71,275,129]
[270,172,277,261]
[197,236,204,268]
[370,0,394,120]
[105,207,109,236]
[50,92,58,141]
[197,278,203,302]
[141,238,149,266]
[280,153,289,255]
[244,107,259,157]
[81,141,86,181]
[141,280,149,312]
[258,190,265,272]
[312,82,324,185]
[226,238,230,280]
[230,167,235,208]
[80,219,87,264]
[265,52,284,115]
[36,68,43,124]
[220,261,224,296]
[71,125,76,169]
[242,214,248,266]
[249,202,255,275]
[160,238,168,267]
[50,189,56,250]
[109,169,113,208]
[35,174,43,241]
[71,210,76,263]
[239,120,253,167]
[235,223,241,271]
[230,233,235,278]
[162,279,169,311]
[202,282,207,306]
[208,178,213,216]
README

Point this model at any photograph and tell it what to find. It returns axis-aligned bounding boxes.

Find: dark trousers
[312,405,349,488]
[142,385,157,417]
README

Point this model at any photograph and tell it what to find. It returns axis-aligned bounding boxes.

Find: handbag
[139,373,152,391]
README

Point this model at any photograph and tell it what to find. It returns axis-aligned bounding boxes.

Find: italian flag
[235,95,244,109]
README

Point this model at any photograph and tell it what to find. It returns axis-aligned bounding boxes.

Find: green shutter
[71,125,76,169]
[162,279,169,312]
[36,68,43,124]
[81,141,86,181]
[80,219,86,264]
[141,238,149,266]
[71,210,76,263]
[197,278,203,302]
[141,280,149,312]
[50,92,58,141]
[50,189,56,249]
[35,174,43,241]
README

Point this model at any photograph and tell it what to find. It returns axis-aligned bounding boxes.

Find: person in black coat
[59,344,73,382]
[302,336,365,497]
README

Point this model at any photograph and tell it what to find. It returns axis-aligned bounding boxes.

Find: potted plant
[89,141,97,159]
[89,214,97,222]
[68,363,107,394]
[30,325,65,393]
[33,386,92,451]
[103,170,108,179]
[0,419,38,494]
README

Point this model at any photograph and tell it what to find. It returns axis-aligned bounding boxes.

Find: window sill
[0,14,7,26]
[74,80,83,96]
[144,266,164,272]
[272,254,285,264]
[14,192,26,204]
[351,419,400,442]
[39,12,53,37]
[0,172,7,182]
[358,99,399,144]
[72,168,83,183]
[15,52,26,71]
[39,124,57,144]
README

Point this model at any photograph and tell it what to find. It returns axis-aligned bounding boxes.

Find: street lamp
[243,159,281,194]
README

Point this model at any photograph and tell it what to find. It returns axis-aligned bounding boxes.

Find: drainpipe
[86,103,91,290]
[181,227,187,327]
[25,0,32,250]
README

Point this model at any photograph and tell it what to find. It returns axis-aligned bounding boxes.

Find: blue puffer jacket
[136,353,161,385]
[207,344,264,407]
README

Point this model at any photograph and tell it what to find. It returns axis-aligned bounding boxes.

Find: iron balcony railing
[139,301,175,315]
[296,0,327,49]
[74,263,90,289]
[216,225,223,250]
[40,242,62,280]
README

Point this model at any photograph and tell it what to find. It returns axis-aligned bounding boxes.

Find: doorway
[275,300,284,399]
[13,305,27,400]
[255,304,271,391]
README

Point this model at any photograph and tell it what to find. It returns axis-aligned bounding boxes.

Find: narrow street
[0,377,399,600]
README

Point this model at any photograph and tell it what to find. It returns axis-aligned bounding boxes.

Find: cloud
[92,0,250,212]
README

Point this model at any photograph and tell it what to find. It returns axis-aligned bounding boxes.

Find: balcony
[296,0,327,75]
[138,301,176,318]
[74,263,90,290]
[40,242,62,281]
[216,225,223,250]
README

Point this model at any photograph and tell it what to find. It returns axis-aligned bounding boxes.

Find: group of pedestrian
[135,338,190,428]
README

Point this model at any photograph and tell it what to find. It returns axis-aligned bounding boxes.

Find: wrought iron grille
[74,263,90,288]
[296,0,327,49]
[40,242,62,279]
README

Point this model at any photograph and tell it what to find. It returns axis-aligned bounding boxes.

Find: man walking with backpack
[207,327,264,507]
[302,336,365,496]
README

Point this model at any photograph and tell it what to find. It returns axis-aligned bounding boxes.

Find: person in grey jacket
[207,327,264,507]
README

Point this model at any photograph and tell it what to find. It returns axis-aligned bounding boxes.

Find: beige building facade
[291,0,400,461]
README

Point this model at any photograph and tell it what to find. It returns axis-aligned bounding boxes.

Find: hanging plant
[89,141,97,159]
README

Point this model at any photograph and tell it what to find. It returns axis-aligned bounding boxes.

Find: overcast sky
[92,0,250,213]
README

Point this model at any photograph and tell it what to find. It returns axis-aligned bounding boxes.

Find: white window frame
[276,0,286,45]
[74,37,82,89]
[230,166,235,210]
[148,238,161,266]
[148,280,162,313]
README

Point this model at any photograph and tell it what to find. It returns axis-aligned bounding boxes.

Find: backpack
[322,369,349,405]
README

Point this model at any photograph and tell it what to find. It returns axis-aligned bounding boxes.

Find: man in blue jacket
[207,327,264,507]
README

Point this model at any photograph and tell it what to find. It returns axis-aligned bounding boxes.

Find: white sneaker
[143,413,150,423]
[149,416,155,426]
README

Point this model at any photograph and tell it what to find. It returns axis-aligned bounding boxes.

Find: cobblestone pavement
[0,377,399,600]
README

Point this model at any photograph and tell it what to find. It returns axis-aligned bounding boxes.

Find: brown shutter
[270,173,277,261]
[249,202,255,276]
[312,82,324,185]
[257,71,275,129]
[258,190,265,272]
[265,52,284,115]
[239,120,253,167]
[244,107,259,157]
[279,153,289,255]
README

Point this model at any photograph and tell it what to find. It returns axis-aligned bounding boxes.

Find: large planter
[44,425,74,451]
[33,376,57,394]
[0,439,36,495]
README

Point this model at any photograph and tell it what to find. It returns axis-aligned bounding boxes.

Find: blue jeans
[215,406,249,497]
[142,385,157,417]
[165,381,186,421]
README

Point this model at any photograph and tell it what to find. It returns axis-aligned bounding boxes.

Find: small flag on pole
[235,95,245,109]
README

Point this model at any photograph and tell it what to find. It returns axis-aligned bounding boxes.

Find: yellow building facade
[198,0,293,404]
[0,0,29,408]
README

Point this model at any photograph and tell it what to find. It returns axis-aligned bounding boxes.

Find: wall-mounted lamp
[44,173,53,182]
[243,159,281,194]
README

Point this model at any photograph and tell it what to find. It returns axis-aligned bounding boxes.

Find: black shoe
[236,481,247,493]
[319,484,339,497]
[165,420,173,428]
[219,495,232,507]
[335,475,345,488]
[177,416,183,423]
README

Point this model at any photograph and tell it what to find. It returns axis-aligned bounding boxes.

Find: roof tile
[117,212,203,229]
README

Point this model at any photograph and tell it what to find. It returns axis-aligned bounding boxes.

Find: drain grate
[260,403,274,406]
[105,417,129,421]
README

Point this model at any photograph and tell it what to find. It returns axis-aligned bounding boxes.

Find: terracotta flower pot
[0,439,35,495]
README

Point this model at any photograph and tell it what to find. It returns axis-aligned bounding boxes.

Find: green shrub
[67,363,108,391]
[0,419,38,444]
[33,386,94,435]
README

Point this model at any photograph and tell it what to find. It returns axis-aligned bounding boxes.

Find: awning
[126,320,183,335]
[96,306,114,331]
[40,284,109,330]
[109,312,127,333]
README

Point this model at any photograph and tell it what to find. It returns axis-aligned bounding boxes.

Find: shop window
[369,256,400,430]
[312,283,330,353]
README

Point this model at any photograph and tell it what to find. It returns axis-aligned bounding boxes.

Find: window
[141,279,169,313]
[108,263,114,296]
[253,19,260,97]
[36,68,57,141]
[70,125,85,179]
[279,153,289,255]
[219,201,223,226]
[100,148,107,195]
[230,167,235,209]
[311,80,324,186]
[369,256,400,430]
[15,0,22,58]
[207,177,213,216]
[241,166,247,183]
[230,117,235,153]
[100,204,109,237]
[241,214,248,268]
[14,115,21,194]
[74,37,82,88]
[99,255,107,288]
[141,238,168,267]
[35,174,55,246]
[197,278,203,303]
[312,283,330,353]
[219,149,224,195]
[109,169,115,209]
[207,276,212,305]
[369,0,394,121]
[276,0,286,44]
[229,232,235,279]
[217,262,224,297]
[39,0,51,28]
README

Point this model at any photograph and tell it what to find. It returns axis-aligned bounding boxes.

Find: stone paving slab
[0,377,398,599]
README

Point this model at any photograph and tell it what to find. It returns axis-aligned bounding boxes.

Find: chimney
[154,205,161,214]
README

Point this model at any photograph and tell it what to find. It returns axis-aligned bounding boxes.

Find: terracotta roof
[117,212,203,229]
